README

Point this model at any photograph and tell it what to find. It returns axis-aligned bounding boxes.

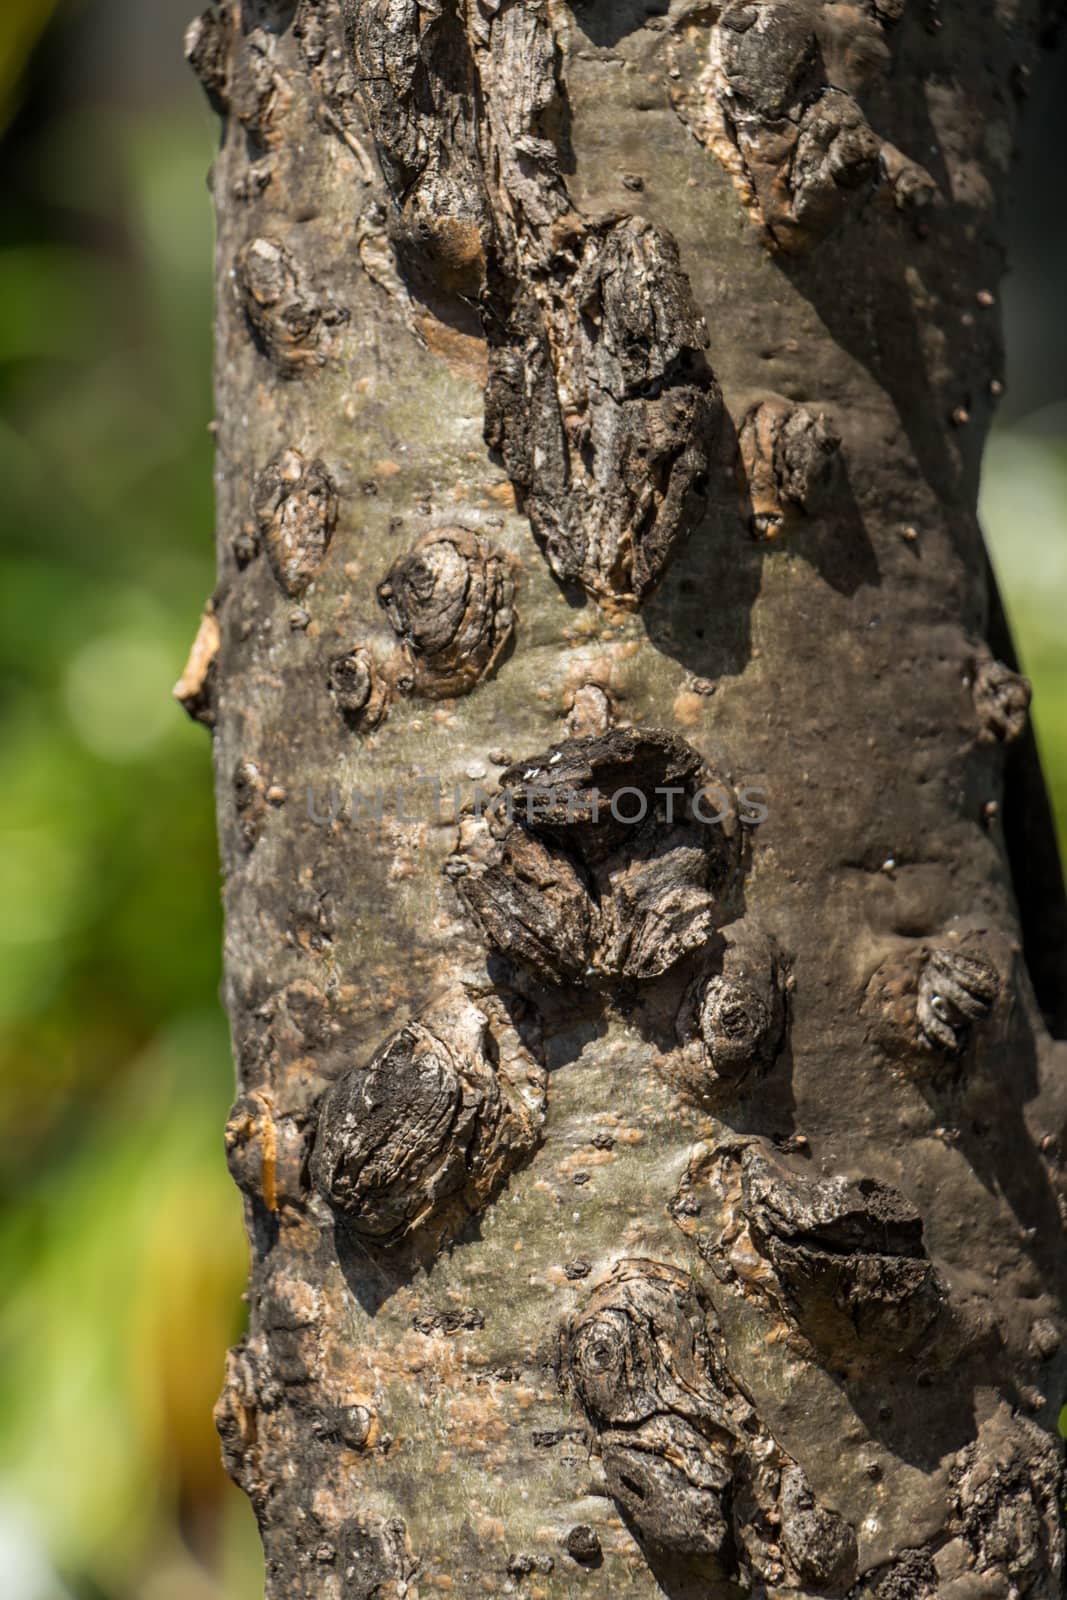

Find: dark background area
[0,4,1063,1597]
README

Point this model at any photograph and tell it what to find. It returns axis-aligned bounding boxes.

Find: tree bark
[182,2,1067,1595]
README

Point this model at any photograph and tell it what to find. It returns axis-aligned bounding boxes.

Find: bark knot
[184,4,233,113]
[863,939,1001,1065]
[451,727,745,987]
[311,988,545,1249]
[672,923,788,1104]
[973,653,1031,745]
[376,527,515,697]
[560,1259,857,1591]
[235,235,346,373]
[668,0,888,252]
[672,1138,943,1366]
[173,608,220,727]
[252,447,338,597]
[738,396,842,538]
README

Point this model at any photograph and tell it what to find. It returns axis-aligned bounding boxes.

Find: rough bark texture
[184,1,1067,1595]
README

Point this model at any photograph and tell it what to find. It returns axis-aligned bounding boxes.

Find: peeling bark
[189,0,1067,1595]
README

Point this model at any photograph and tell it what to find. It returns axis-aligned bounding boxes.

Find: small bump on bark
[293,0,328,69]
[738,396,842,538]
[234,757,268,852]
[973,653,1032,744]
[1029,1317,1061,1361]
[235,236,345,374]
[916,948,999,1055]
[849,1547,938,1599]
[225,1090,307,1213]
[252,447,338,597]
[561,1261,737,1574]
[485,214,722,603]
[946,1408,1065,1597]
[173,608,220,727]
[863,940,1001,1064]
[349,0,488,304]
[232,158,274,205]
[700,976,772,1067]
[328,1402,377,1452]
[560,1259,857,1589]
[788,88,883,242]
[851,1411,1067,1590]
[668,3,882,253]
[673,924,787,1105]
[880,142,942,228]
[215,1342,274,1506]
[184,4,233,112]
[562,1526,601,1565]
[376,528,515,697]
[230,26,293,149]
[564,682,614,739]
[716,2,821,118]
[232,525,260,569]
[326,644,391,731]
[455,824,594,986]
[564,1258,592,1281]
[411,1306,485,1335]
[779,1464,860,1594]
[507,1552,554,1577]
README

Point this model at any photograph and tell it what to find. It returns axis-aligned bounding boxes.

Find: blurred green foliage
[982,429,1067,836]
[0,9,260,1597]
[0,5,1063,1600]
[0,0,60,130]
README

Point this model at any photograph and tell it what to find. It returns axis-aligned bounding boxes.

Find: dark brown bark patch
[311,988,545,1250]
[349,0,722,603]
[668,2,886,253]
[672,1139,943,1365]
[560,1259,858,1592]
[947,1408,1065,1597]
[850,1408,1065,1596]
[339,1516,419,1600]
[453,728,744,986]
[484,214,722,602]
[348,0,487,303]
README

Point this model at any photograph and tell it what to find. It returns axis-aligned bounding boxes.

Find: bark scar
[347,0,723,603]
[560,1258,858,1592]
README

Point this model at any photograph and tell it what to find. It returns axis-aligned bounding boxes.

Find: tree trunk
[181,2,1067,1595]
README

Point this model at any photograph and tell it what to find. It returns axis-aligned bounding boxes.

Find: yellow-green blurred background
[0,5,1063,1598]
